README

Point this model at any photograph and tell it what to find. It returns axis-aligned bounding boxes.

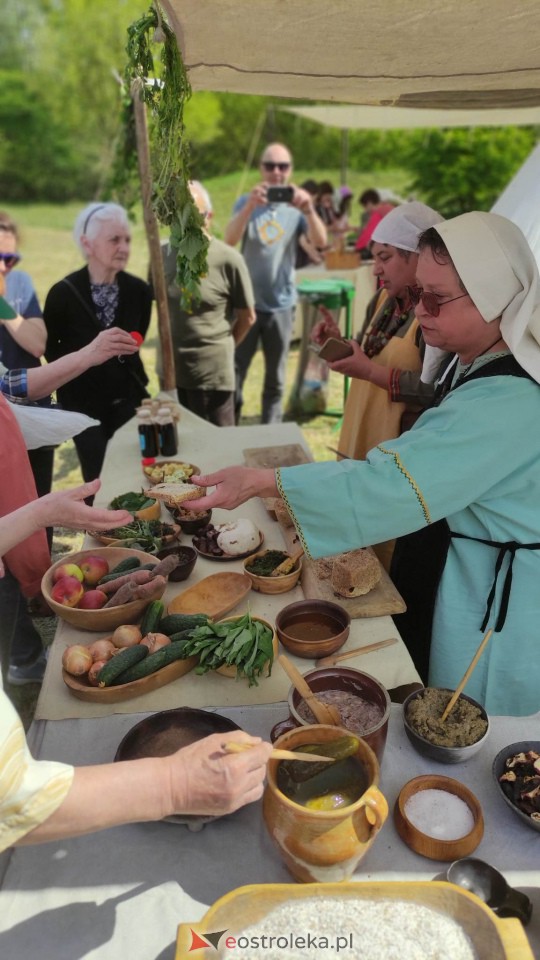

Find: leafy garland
[110,3,208,309]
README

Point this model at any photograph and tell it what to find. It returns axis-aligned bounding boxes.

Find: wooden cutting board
[278,521,406,620]
[243,444,313,517]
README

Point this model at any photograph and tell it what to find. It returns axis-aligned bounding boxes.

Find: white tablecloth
[0,705,538,960]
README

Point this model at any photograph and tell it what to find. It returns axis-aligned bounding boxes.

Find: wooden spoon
[278,654,341,725]
[318,637,398,668]
[223,741,335,764]
[271,546,304,577]
[440,628,493,723]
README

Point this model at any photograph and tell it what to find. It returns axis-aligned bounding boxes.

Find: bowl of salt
[394,774,484,861]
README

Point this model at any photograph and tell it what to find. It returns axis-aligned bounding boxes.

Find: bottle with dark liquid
[156,405,178,456]
[137,408,158,458]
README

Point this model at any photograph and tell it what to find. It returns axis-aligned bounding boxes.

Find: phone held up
[317,337,354,362]
[266,185,294,204]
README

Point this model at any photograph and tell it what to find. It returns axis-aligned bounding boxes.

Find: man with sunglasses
[225,143,326,423]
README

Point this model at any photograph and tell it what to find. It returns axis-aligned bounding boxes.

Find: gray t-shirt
[233,196,307,312]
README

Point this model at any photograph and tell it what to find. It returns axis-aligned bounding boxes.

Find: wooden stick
[131,78,177,392]
[271,546,304,577]
[440,628,493,723]
[317,637,399,668]
[223,741,334,763]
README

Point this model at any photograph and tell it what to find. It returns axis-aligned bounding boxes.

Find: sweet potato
[103,580,139,608]
[133,575,167,600]
[100,569,154,595]
[149,554,181,579]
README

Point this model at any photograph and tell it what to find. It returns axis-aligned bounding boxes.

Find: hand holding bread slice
[150,482,206,508]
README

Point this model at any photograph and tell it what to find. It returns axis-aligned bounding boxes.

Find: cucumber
[158,613,209,636]
[140,600,165,637]
[111,640,193,684]
[168,628,199,643]
[98,557,141,584]
[98,645,148,686]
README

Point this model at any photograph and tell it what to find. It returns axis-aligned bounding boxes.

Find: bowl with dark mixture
[277,666,391,762]
[403,687,489,764]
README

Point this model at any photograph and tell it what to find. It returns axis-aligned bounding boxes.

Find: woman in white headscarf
[189,212,540,717]
[313,201,444,468]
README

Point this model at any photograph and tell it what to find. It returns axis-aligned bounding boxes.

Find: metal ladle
[443,858,532,925]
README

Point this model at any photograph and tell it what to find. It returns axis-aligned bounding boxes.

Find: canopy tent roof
[162,0,540,109]
[282,104,540,129]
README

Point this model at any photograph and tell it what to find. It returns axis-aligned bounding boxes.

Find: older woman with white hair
[188,212,540,717]
[43,202,151,483]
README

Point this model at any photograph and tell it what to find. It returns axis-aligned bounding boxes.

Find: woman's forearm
[2,315,47,358]
[18,759,169,844]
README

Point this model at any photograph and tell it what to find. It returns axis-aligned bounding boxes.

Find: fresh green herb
[246,550,288,577]
[109,491,157,513]
[94,518,175,553]
[110,2,208,309]
[179,612,275,687]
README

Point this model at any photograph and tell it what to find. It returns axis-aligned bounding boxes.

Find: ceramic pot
[263,724,388,883]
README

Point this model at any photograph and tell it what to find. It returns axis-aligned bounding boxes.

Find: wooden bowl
[108,493,161,522]
[142,461,200,485]
[243,550,303,594]
[275,599,350,658]
[42,547,163,632]
[88,522,180,547]
[114,707,241,828]
[62,638,197,703]
[176,881,531,960]
[215,615,278,679]
[287,665,391,762]
[155,544,197,582]
[164,504,212,533]
[394,774,484,861]
[403,688,490,764]
[492,740,540,834]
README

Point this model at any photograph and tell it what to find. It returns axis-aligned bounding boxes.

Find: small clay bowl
[394,774,484,861]
[283,665,391,763]
[275,599,350,659]
[155,544,197,582]
[164,503,213,533]
[492,740,540,834]
[403,688,490,764]
[243,550,303,594]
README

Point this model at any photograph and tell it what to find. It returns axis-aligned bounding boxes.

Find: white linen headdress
[434,211,540,384]
[371,201,444,253]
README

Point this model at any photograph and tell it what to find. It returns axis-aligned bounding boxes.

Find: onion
[140,632,171,653]
[62,644,93,676]
[87,638,116,662]
[111,624,142,648]
[87,659,108,686]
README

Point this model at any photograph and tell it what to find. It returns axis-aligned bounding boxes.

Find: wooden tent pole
[131,78,177,393]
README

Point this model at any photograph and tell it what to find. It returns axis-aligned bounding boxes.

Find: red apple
[79,555,109,586]
[51,575,85,607]
[53,562,84,584]
[77,589,107,610]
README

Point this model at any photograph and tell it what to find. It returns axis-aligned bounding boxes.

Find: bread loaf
[274,499,295,528]
[150,482,205,507]
[330,548,381,598]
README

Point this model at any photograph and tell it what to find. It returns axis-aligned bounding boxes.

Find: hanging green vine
[110,2,207,309]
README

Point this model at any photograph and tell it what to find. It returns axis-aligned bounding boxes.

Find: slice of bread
[150,482,205,507]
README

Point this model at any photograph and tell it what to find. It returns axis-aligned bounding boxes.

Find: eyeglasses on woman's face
[407,285,468,318]
[0,252,21,270]
[262,161,291,172]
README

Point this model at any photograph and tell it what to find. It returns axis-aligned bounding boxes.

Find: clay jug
[263,724,388,883]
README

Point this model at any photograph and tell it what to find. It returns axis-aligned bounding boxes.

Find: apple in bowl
[51,575,85,607]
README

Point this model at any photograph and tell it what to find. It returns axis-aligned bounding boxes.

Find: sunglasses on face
[262,161,291,172]
[0,252,21,269]
[407,285,468,318]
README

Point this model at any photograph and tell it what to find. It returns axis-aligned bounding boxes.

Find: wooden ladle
[440,628,493,723]
[278,654,341,725]
[271,546,304,577]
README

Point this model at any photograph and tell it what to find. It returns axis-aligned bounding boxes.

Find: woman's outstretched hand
[34,479,132,531]
[188,467,278,511]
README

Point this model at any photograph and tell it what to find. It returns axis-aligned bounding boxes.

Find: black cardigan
[44,266,151,425]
